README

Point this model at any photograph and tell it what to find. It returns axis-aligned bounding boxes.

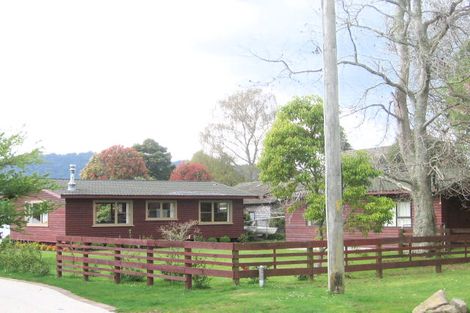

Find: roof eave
[60,194,256,200]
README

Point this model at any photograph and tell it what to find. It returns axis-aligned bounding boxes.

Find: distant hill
[26,152,94,179]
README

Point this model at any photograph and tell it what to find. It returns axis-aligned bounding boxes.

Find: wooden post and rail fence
[56,233,470,289]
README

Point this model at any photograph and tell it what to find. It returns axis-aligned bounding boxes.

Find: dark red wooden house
[11,179,255,243]
[285,176,470,241]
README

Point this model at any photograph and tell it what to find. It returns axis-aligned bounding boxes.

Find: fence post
[398,228,404,257]
[435,237,442,273]
[445,229,451,253]
[465,239,468,259]
[83,242,91,281]
[376,243,383,278]
[409,237,412,262]
[147,243,154,286]
[184,244,192,290]
[319,247,325,269]
[56,239,63,278]
[232,244,240,286]
[114,244,121,284]
[307,247,314,281]
[344,246,349,268]
[273,248,277,270]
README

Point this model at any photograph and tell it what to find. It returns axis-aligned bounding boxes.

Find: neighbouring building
[285,147,470,241]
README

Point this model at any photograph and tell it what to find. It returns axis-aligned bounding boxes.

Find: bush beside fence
[56,234,470,289]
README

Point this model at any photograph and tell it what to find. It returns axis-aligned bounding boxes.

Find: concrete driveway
[0,278,115,313]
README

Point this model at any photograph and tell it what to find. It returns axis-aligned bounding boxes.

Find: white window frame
[145,200,177,221]
[385,200,412,227]
[199,200,232,224]
[93,200,133,227]
[26,201,49,227]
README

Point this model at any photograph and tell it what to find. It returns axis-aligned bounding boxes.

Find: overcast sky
[0,0,394,161]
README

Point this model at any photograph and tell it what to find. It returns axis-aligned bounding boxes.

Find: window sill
[92,224,134,227]
[26,224,48,227]
[145,218,178,222]
[198,222,233,225]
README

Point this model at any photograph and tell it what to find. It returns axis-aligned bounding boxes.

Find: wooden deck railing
[56,234,470,289]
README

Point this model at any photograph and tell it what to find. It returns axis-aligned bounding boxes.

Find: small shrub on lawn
[159,220,210,285]
[218,235,231,242]
[297,274,308,281]
[121,271,146,282]
[0,239,49,276]
[206,237,217,242]
[192,255,212,289]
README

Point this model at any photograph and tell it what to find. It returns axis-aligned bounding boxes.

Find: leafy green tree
[0,132,56,230]
[133,139,174,180]
[258,96,394,238]
[81,145,148,180]
[191,151,243,186]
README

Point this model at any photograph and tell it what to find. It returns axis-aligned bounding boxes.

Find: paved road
[0,278,115,313]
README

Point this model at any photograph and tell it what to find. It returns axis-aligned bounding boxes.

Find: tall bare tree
[201,89,276,181]
[339,0,470,236]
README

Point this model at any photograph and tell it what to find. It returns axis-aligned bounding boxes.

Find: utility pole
[322,0,345,293]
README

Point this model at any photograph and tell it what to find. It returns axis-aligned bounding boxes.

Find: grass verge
[0,251,469,313]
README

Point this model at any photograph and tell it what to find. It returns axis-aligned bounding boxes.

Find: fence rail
[56,234,470,289]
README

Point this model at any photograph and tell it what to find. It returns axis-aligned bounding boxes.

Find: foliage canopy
[191,151,243,186]
[133,139,174,180]
[0,132,56,230]
[169,162,212,182]
[258,96,394,237]
[81,145,148,180]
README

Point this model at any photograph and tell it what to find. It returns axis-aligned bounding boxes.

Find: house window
[386,201,412,227]
[146,201,177,220]
[199,201,232,223]
[26,201,48,226]
[93,201,132,226]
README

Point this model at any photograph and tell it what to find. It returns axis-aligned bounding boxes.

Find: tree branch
[251,52,322,76]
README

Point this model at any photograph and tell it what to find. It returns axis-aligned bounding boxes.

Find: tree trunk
[411,176,436,237]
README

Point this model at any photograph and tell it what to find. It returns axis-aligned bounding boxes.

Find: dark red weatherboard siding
[65,198,245,239]
[10,190,66,243]
[286,194,444,241]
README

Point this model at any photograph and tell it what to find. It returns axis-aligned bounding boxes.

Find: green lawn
[1,251,470,312]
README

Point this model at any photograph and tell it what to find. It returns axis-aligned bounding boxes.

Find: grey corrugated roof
[368,177,407,193]
[58,180,256,198]
[234,181,271,197]
[234,181,280,204]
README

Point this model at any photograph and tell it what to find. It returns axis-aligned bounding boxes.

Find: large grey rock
[413,290,449,313]
[425,304,460,313]
[413,290,468,313]
[450,299,468,313]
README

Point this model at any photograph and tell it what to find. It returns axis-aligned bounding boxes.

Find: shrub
[0,240,49,275]
[192,256,212,289]
[121,271,146,282]
[218,235,231,242]
[238,232,256,243]
[159,221,209,287]
[266,233,285,241]
[297,274,308,281]
[193,234,204,242]
[160,220,200,241]
[206,237,217,242]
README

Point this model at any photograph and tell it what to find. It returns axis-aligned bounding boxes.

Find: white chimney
[68,164,76,191]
